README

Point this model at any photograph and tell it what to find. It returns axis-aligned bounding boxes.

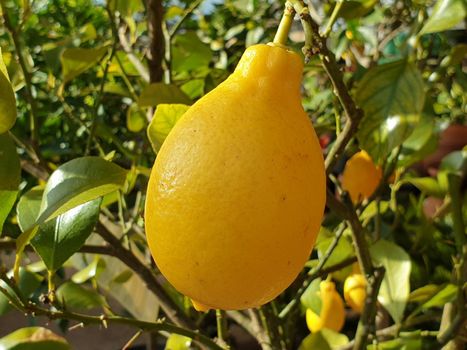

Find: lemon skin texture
[306,281,345,333]
[341,150,382,203]
[344,274,366,313]
[145,44,326,310]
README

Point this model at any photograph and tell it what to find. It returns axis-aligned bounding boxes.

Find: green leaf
[398,115,438,167]
[315,228,354,281]
[137,83,191,107]
[0,190,17,233]
[15,157,127,267]
[0,48,17,133]
[16,187,43,232]
[419,0,467,35]
[439,149,467,174]
[367,332,422,349]
[409,284,442,303]
[0,268,42,316]
[108,0,144,17]
[126,103,146,133]
[181,79,205,99]
[0,133,21,191]
[298,331,332,350]
[36,156,127,224]
[339,0,378,20]
[0,327,70,350]
[421,283,457,310]
[172,32,212,72]
[61,47,108,83]
[31,198,101,271]
[147,104,190,153]
[370,240,411,323]
[402,177,445,197]
[356,59,425,163]
[71,257,106,284]
[165,334,192,350]
[56,281,107,311]
[300,278,322,314]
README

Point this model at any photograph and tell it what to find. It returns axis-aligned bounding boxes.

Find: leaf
[409,284,441,303]
[31,198,101,271]
[147,104,190,153]
[36,156,127,224]
[70,249,160,321]
[0,48,17,133]
[300,278,322,314]
[0,191,17,233]
[71,257,106,284]
[398,115,438,167]
[315,227,354,281]
[367,332,422,349]
[16,187,43,232]
[61,47,108,83]
[0,327,70,350]
[0,268,42,316]
[0,133,21,191]
[421,284,457,309]
[14,157,127,272]
[439,149,467,174]
[356,59,425,163]
[370,240,411,323]
[56,281,107,311]
[126,103,146,133]
[298,331,332,350]
[165,334,192,350]
[419,0,467,35]
[137,83,191,107]
[402,177,445,197]
[172,32,212,72]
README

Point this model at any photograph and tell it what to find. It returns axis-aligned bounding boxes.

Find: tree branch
[146,0,165,83]
[0,273,225,350]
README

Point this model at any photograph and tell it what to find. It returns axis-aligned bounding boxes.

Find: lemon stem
[273,2,295,46]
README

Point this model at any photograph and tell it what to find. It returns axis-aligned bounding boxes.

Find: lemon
[344,274,366,313]
[341,150,382,203]
[306,281,345,333]
[145,44,326,310]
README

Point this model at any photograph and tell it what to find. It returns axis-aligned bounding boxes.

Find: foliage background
[0,0,465,349]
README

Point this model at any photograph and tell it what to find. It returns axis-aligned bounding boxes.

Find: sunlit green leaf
[72,257,106,284]
[165,334,192,350]
[300,278,322,315]
[370,240,411,323]
[138,83,191,107]
[172,32,212,72]
[298,331,331,350]
[126,103,147,133]
[147,104,190,153]
[0,327,69,350]
[0,48,17,133]
[61,47,108,83]
[356,59,425,163]
[420,0,466,34]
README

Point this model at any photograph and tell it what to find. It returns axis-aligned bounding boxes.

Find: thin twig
[0,275,225,350]
[117,26,150,82]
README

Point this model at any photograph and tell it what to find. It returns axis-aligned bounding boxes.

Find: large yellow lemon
[344,273,366,313]
[145,44,326,310]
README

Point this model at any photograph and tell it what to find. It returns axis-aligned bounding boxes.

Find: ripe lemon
[341,150,382,203]
[306,281,345,333]
[145,44,326,310]
[344,274,366,313]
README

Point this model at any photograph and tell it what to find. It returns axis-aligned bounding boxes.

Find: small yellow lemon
[145,44,326,310]
[344,274,366,313]
[306,281,345,333]
[341,150,382,203]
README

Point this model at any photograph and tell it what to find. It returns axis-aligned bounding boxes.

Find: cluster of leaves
[0,0,465,349]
